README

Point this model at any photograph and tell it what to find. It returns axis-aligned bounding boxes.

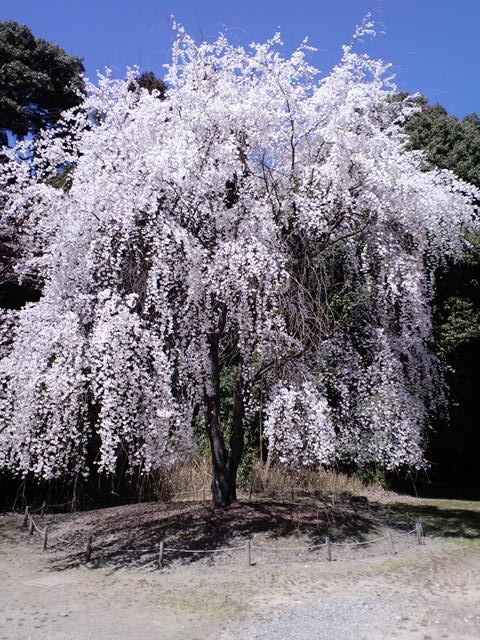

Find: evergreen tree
[0,20,85,145]
[405,99,480,489]
[0,21,85,310]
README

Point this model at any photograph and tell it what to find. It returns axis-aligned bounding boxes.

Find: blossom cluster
[0,26,477,478]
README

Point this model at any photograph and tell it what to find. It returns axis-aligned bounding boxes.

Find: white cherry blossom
[0,27,477,505]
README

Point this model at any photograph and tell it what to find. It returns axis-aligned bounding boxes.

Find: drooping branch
[0,26,477,493]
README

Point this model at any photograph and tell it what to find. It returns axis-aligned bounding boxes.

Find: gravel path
[220,594,410,640]
[1,499,480,640]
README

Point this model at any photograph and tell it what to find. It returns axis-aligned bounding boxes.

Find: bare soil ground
[0,493,479,639]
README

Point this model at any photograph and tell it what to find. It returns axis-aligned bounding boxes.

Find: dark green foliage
[0,20,85,143]
[219,365,237,435]
[353,463,387,488]
[0,22,84,310]
[404,98,480,188]
[127,71,166,99]
[404,97,480,489]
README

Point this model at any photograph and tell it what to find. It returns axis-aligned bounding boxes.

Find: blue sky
[2,0,479,118]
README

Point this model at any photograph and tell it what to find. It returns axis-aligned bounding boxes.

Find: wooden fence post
[42,526,49,552]
[415,522,421,546]
[245,539,252,566]
[23,506,29,527]
[28,517,34,536]
[326,536,332,562]
[40,501,46,517]
[387,529,396,555]
[158,540,165,569]
[85,535,93,562]
[419,521,425,545]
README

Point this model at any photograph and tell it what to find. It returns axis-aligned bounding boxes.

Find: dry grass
[247,458,379,498]
[141,455,382,504]
[166,456,212,497]
[135,456,211,502]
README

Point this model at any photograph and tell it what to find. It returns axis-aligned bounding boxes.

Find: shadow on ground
[42,494,407,570]
[385,500,480,540]
[17,493,479,572]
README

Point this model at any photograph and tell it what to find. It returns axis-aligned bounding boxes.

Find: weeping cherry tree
[0,23,477,507]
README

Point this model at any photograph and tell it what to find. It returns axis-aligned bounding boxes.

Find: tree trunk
[211,454,233,508]
[204,333,246,508]
[225,371,246,505]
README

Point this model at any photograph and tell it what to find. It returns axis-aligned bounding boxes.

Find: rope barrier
[332,534,389,547]
[25,516,420,549]
[28,514,85,548]
[28,504,45,514]
[51,535,82,546]
[30,517,45,535]
[20,491,426,564]
[164,545,245,554]
[23,522,423,562]
[163,527,418,555]
[349,536,389,546]
[253,542,327,552]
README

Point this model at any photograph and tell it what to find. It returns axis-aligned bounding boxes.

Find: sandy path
[1,508,479,640]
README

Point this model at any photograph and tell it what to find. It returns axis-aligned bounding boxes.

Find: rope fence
[19,484,427,569]
[21,499,426,569]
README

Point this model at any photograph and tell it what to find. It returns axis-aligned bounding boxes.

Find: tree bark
[225,371,246,504]
[204,333,246,508]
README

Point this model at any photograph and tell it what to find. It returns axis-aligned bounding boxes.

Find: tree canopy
[404,98,480,189]
[403,97,480,487]
[128,71,167,99]
[0,20,85,146]
[0,27,477,507]
[0,21,85,311]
